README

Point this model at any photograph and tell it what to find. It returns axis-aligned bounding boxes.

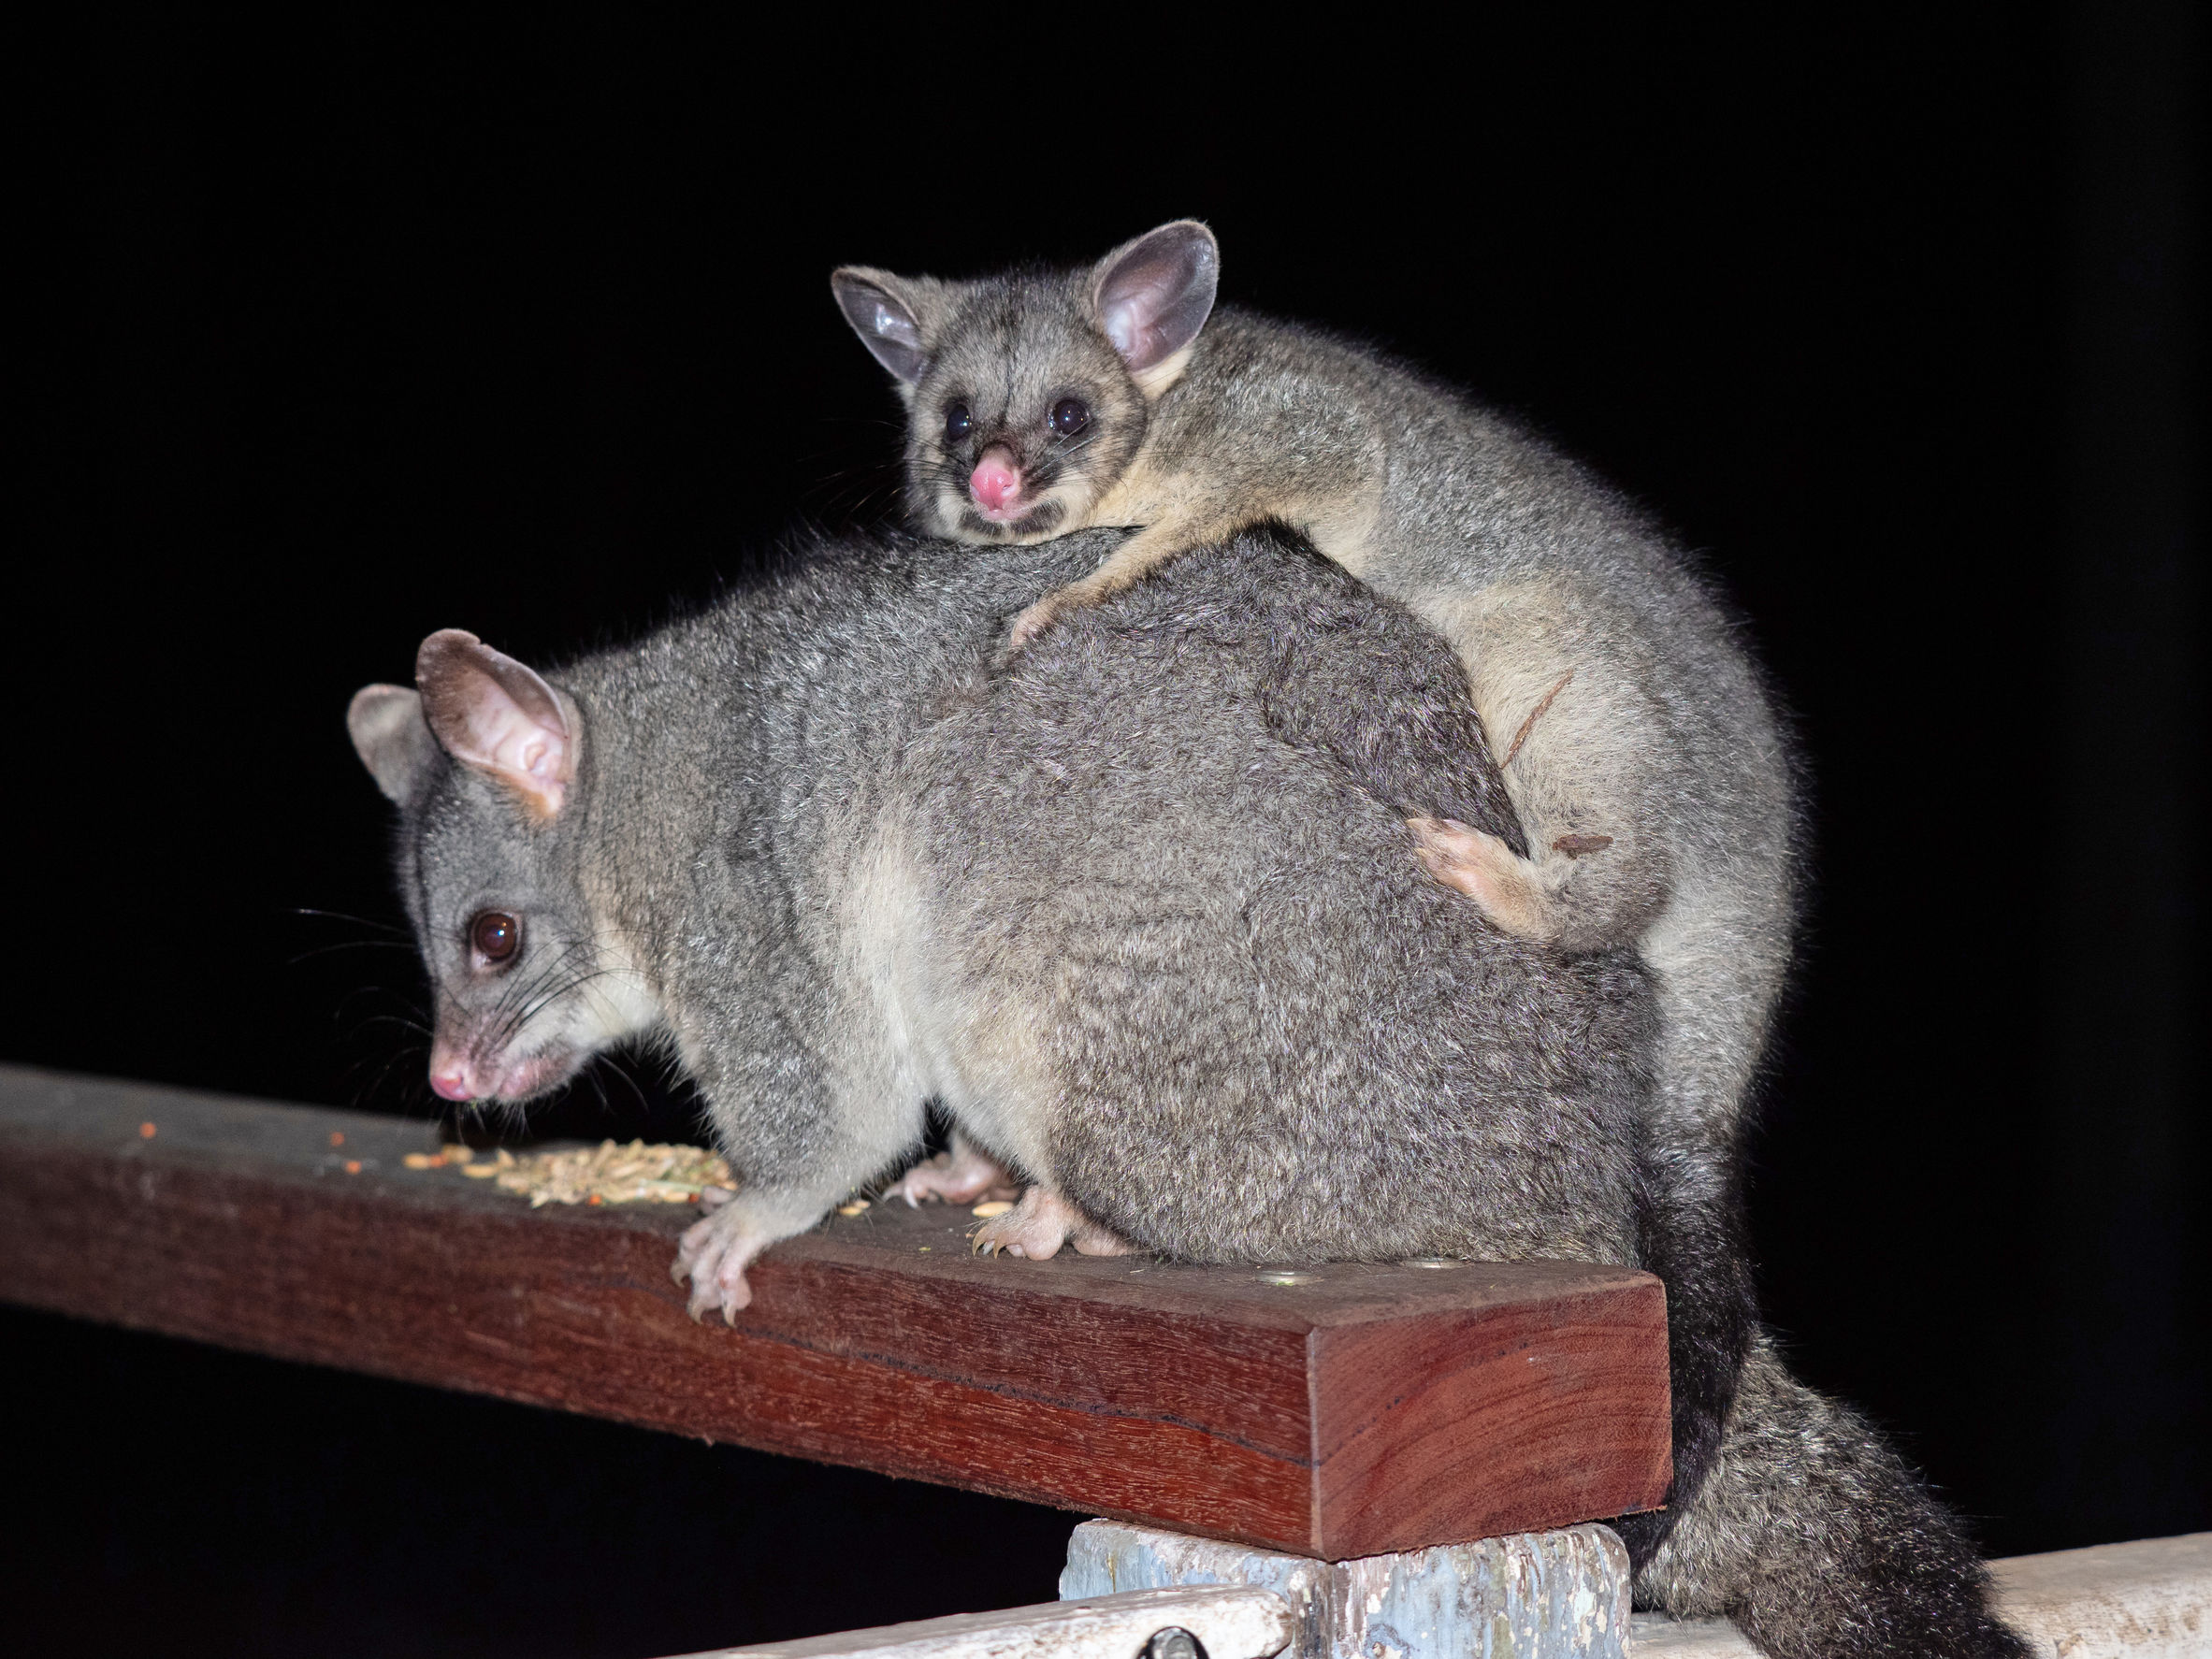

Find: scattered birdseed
[138,1122,156,1140]
[415,1138,736,1209]
[329,1132,346,1147]
[835,1200,871,1217]
[343,1160,362,1175]
[971,1200,1015,1219]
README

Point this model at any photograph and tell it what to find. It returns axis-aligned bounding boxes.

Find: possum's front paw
[972,1187,1135,1262]
[1005,595,1068,654]
[1407,816,1594,945]
[672,1191,776,1324]
[889,1142,1019,1207]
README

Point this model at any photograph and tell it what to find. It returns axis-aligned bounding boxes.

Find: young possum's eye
[942,403,972,443]
[470,910,521,966]
[1049,398,1091,438]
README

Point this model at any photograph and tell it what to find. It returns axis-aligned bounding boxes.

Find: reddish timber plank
[0,1064,1670,1557]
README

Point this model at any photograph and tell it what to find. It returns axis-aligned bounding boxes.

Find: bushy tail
[1639,1335,2027,1657]
[1618,1138,2027,1657]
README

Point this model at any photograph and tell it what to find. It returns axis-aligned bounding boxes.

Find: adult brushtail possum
[351,527,2020,1658]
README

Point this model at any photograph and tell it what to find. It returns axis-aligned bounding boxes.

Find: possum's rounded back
[903,528,1656,1266]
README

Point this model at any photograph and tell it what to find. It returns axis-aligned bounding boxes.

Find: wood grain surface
[0,1063,1671,1558]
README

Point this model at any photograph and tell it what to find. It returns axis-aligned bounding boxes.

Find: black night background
[4,11,2204,1655]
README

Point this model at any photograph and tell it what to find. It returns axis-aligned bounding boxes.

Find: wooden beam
[0,1064,1670,1559]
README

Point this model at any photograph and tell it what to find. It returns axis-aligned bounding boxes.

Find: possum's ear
[412,629,578,820]
[831,267,932,383]
[347,685,439,806]
[1092,221,1219,392]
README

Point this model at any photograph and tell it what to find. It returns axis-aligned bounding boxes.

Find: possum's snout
[428,1053,475,1102]
[968,444,1022,516]
[427,1032,582,1105]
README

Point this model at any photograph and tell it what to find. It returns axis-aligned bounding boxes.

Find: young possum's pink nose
[969,446,1021,513]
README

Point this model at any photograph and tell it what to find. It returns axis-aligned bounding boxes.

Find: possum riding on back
[832,219,1800,1574]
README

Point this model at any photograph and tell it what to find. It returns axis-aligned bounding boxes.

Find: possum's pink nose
[428,1045,478,1102]
[969,446,1021,513]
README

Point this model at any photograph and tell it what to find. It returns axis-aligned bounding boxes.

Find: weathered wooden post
[1063,1519,1632,1659]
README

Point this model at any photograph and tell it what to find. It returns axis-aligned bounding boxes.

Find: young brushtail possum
[831,224,1800,1557]
[351,527,2020,1659]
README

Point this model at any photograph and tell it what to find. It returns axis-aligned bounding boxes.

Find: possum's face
[904,282,1145,543]
[831,221,1219,546]
[348,631,659,1108]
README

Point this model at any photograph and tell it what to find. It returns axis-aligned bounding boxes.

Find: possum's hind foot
[971,1186,1135,1261]
[888,1139,1019,1206]
[1407,815,1612,945]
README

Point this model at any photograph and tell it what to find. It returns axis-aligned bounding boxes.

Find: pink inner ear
[415,629,574,813]
[468,696,568,782]
[1094,223,1219,372]
[1102,280,1178,361]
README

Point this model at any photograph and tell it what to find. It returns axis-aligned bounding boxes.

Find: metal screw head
[1143,1627,1206,1659]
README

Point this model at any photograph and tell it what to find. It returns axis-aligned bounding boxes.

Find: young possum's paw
[1005,592,1073,655]
[889,1143,1020,1207]
[672,1190,776,1324]
[1406,815,1611,945]
[1005,570,1124,655]
[971,1187,1135,1261]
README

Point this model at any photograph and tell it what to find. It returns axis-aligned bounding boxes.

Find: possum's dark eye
[943,403,972,443]
[1049,398,1091,437]
[470,911,520,966]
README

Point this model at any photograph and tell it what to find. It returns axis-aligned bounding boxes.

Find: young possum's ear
[1092,220,1220,393]
[347,684,439,806]
[412,629,577,820]
[831,267,931,383]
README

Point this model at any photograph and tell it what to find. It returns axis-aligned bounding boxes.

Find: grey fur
[355,528,2018,1658]
[358,527,1643,1265]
